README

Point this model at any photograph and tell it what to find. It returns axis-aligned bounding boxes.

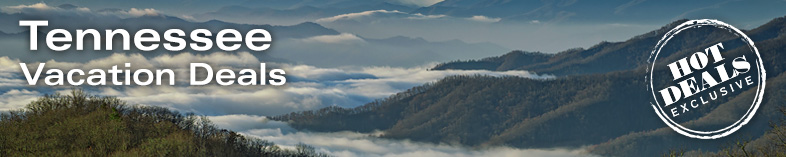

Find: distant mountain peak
[631,19,689,40]
[57,4,79,10]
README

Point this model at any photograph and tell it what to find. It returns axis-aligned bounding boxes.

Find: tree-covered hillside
[0,90,329,157]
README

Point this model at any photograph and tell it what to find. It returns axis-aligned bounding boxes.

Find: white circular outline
[647,19,766,139]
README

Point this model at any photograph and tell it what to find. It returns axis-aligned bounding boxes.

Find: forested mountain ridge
[272,16,786,156]
[432,17,786,76]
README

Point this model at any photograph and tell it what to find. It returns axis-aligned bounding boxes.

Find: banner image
[1,0,786,156]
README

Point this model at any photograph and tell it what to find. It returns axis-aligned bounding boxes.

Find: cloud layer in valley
[0,52,552,116]
[207,114,596,157]
[0,52,566,157]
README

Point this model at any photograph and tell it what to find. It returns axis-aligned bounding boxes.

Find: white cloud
[94,8,162,18]
[316,10,449,23]
[1,3,64,14]
[530,20,542,24]
[394,0,445,7]
[467,15,501,23]
[316,11,501,24]
[316,10,405,23]
[208,114,297,133]
[0,57,27,88]
[126,8,159,17]
[407,13,447,20]
[0,56,21,71]
[300,33,366,44]
[0,2,159,18]
[0,89,39,111]
[179,15,197,21]
[208,115,597,157]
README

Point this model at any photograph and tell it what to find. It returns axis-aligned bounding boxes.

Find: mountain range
[0,5,508,67]
[432,17,786,76]
[271,16,786,156]
[413,0,786,24]
[191,2,416,25]
[179,0,786,26]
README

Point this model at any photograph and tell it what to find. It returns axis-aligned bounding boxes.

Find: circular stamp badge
[647,19,766,139]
